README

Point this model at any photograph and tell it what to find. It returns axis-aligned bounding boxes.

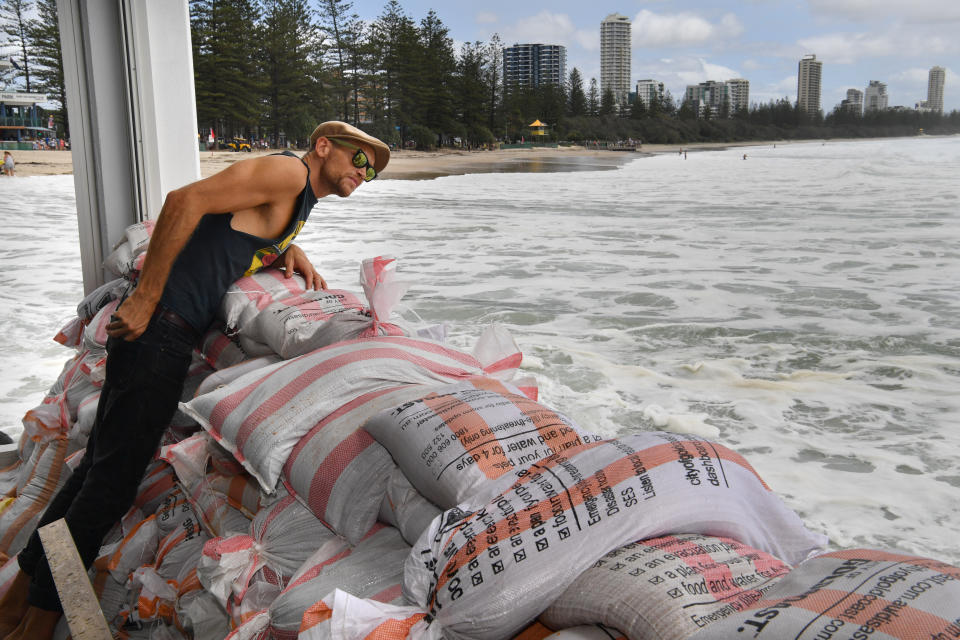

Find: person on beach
[2,151,14,176]
[0,121,389,640]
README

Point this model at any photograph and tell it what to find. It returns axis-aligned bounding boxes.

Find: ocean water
[1,136,957,566]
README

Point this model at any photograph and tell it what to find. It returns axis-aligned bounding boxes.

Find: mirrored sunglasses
[330,138,377,181]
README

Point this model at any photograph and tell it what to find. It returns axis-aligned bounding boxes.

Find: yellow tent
[528,119,547,136]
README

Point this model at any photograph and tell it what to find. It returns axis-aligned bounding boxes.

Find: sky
[353,0,960,113]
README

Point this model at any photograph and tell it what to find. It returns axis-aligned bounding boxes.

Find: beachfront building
[797,54,822,114]
[503,43,567,91]
[685,79,748,118]
[927,66,945,114]
[840,88,863,115]
[600,13,631,108]
[726,78,750,114]
[634,79,664,108]
[0,91,54,148]
[864,81,888,113]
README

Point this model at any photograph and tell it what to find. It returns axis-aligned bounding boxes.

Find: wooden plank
[38,519,112,640]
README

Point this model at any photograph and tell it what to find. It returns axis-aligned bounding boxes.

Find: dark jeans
[18,311,195,611]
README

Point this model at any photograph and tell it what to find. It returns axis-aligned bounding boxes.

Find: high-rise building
[927,66,945,114]
[503,43,567,91]
[864,81,888,113]
[682,78,748,117]
[635,79,664,108]
[600,13,631,108]
[685,81,730,117]
[840,88,863,115]
[797,54,822,114]
[726,78,750,113]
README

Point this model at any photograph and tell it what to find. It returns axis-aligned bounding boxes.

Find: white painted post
[57,0,199,293]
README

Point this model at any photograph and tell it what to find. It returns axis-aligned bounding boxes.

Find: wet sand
[2,140,793,180]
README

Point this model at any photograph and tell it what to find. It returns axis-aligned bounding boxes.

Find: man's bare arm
[107,155,305,340]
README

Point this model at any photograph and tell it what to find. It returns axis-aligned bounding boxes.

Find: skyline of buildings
[500,18,948,119]
[600,13,631,108]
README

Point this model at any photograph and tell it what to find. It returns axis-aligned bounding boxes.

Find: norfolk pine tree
[1,0,32,91]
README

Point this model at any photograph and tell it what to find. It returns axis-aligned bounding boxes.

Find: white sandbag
[198,488,339,611]
[404,432,828,640]
[237,332,278,359]
[181,336,484,495]
[54,315,85,348]
[541,534,791,639]
[159,433,252,537]
[104,220,154,278]
[219,270,314,330]
[72,390,100,450]
[244,288,368,358]
[82,298,120,353]
[135,460,180,517]
[76,277,129,322]
[0,437,74,557]
[298,589,433,640]
[200,326,252,370]
[378,467,443,546]
[176,585,232,640]
[282,383,438,543]
[263,525,410,639]
[688,548,960,640]
[359,256,411,338]
[0,553,19,598]
[364,378,602,508]
[152,514,208,584]
[195,355,282,397]
[23,350,99,442]
[104,513,159,582]
[472,325,523,381]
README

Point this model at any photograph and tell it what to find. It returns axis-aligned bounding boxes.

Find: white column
[57,0,199,293]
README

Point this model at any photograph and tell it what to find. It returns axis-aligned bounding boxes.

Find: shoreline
[0,136,927,180]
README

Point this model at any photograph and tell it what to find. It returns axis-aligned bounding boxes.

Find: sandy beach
[1,140,790,180]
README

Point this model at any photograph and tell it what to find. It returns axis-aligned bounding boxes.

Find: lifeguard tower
[0,89,54,149]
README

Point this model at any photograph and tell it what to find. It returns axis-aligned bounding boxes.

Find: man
[0,121,389,640]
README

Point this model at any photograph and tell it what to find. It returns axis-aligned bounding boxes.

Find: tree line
[3,0,959,147]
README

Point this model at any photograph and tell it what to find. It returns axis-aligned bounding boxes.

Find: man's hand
[106,289,156,341]
[279,244,327,290]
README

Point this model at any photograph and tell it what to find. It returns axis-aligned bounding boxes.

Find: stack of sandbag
[0,273,133,559]
[179,335,490,542]
[103,219,154,280]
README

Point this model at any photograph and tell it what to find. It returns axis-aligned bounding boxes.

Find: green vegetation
[2,0,958,147]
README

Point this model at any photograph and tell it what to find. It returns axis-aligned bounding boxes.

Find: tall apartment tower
[726,78,750,113]
[864,81,888,113]
[635,79,664,107]
[503,43,567,91]
[797,54,822,114]
[600,13,631,108]
[841,88,863,114]
[927,66,945,114]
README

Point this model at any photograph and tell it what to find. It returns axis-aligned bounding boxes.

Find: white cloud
[475,12,497,25]
[500,11,598,51]
[797,28,959,64]
[806,0,960,23]
[632,10,743,48]
[750,75,799,104]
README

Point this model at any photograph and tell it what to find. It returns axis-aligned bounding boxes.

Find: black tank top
[159,151,318,331]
